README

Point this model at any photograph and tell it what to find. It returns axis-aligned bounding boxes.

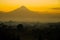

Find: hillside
[0,6,60,23]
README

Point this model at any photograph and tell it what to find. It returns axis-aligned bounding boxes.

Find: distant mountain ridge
[0,6,60,23]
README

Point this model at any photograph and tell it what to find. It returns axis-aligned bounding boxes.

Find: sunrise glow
[0,0,60,13]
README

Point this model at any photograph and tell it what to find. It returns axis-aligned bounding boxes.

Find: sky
[0,0,60,13]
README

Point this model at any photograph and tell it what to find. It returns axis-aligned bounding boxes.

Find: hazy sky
[0,0,60,13]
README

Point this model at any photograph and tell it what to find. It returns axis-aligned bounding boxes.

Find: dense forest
[0,22,60,40]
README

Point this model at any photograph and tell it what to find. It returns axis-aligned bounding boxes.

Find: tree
[17,24,24,32]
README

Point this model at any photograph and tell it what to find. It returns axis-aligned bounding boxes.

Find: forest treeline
[0,22,60,40]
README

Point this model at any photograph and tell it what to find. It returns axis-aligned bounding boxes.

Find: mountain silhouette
[0,6,60,22]
[9,6,31,13]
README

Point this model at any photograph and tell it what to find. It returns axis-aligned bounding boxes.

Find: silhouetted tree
[17,24,24,32]
[16,24,24,40]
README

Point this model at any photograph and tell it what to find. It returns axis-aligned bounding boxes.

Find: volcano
[0,6,60,23]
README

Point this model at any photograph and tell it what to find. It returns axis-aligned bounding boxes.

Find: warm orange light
[0,0,60,13]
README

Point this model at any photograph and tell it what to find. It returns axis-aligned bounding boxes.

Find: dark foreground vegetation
[0,22,60,40]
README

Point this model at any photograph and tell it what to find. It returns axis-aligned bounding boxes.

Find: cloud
[51,7,60,10]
